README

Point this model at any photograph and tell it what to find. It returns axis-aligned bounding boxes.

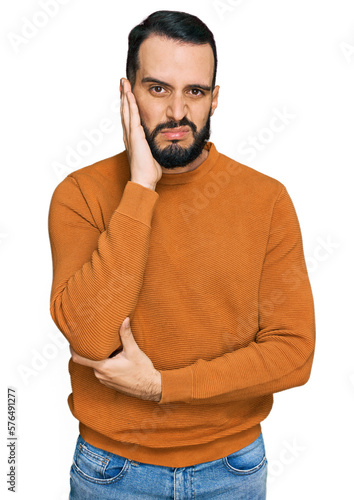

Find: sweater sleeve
[48,176,159,360]
[158,186,316,405]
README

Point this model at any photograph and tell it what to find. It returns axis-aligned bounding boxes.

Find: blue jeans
[70,432,267,499]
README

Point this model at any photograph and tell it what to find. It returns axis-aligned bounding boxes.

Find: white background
[1,0,353,498]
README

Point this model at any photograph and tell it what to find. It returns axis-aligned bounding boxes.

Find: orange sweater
[48,142,315,467]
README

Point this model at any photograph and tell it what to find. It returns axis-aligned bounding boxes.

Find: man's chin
[151,142,206,169]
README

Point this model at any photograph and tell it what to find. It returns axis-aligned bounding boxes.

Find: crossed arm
[51,179,315,406]
[70,317,163,402]
[68,187,315,405]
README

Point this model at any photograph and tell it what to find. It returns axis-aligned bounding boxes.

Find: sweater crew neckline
[158,142,219,185]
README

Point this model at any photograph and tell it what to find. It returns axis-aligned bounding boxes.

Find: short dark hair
[126,10,218,90]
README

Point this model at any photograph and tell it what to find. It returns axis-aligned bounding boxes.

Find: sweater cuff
[116,181,159,227]
[158,366,193,404]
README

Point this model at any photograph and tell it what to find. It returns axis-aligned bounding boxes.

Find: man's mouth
[160,126,190,140]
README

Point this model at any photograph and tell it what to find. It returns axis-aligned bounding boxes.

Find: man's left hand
[70,317,162,402]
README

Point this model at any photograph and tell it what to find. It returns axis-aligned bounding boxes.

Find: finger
[119,79,127,145]
[121,316,130,330]
[120,79,123,118]
[70,346,106,369]
[124,78,132,94]
[120,80,129,148]
[93,368,105,381]
[120,78,127,117]
[126,90,142,131]
[121,111,128,150]
[121,79,131,142]
[119,317,139,356]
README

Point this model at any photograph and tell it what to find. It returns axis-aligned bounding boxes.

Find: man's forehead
[137,35,214,86]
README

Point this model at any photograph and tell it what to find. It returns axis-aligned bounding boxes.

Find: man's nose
[166,93,187,122]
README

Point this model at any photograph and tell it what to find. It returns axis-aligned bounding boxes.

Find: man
[48,10,315,500]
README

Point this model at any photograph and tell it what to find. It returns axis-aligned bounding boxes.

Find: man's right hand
[120,78,162,191]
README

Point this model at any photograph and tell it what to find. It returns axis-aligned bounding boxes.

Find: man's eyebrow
[141,77,211,92]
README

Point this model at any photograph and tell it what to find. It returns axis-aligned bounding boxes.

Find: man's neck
[160,148,209,175]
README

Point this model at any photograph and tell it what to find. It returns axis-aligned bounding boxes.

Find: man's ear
[210,85,220,116]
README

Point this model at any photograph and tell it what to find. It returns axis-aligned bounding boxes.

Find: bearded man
[48,10,315,499]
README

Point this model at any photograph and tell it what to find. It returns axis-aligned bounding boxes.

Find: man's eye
[190,89,204,96]
[151,86,164,94]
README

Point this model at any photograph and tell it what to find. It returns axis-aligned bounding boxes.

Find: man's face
[131,35,219,169]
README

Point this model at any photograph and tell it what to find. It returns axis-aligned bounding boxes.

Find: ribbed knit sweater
[48,142,315,467]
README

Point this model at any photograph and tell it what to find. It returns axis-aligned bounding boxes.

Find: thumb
[119,317,137,353]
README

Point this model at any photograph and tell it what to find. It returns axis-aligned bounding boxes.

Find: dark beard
[141,113,211,169]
